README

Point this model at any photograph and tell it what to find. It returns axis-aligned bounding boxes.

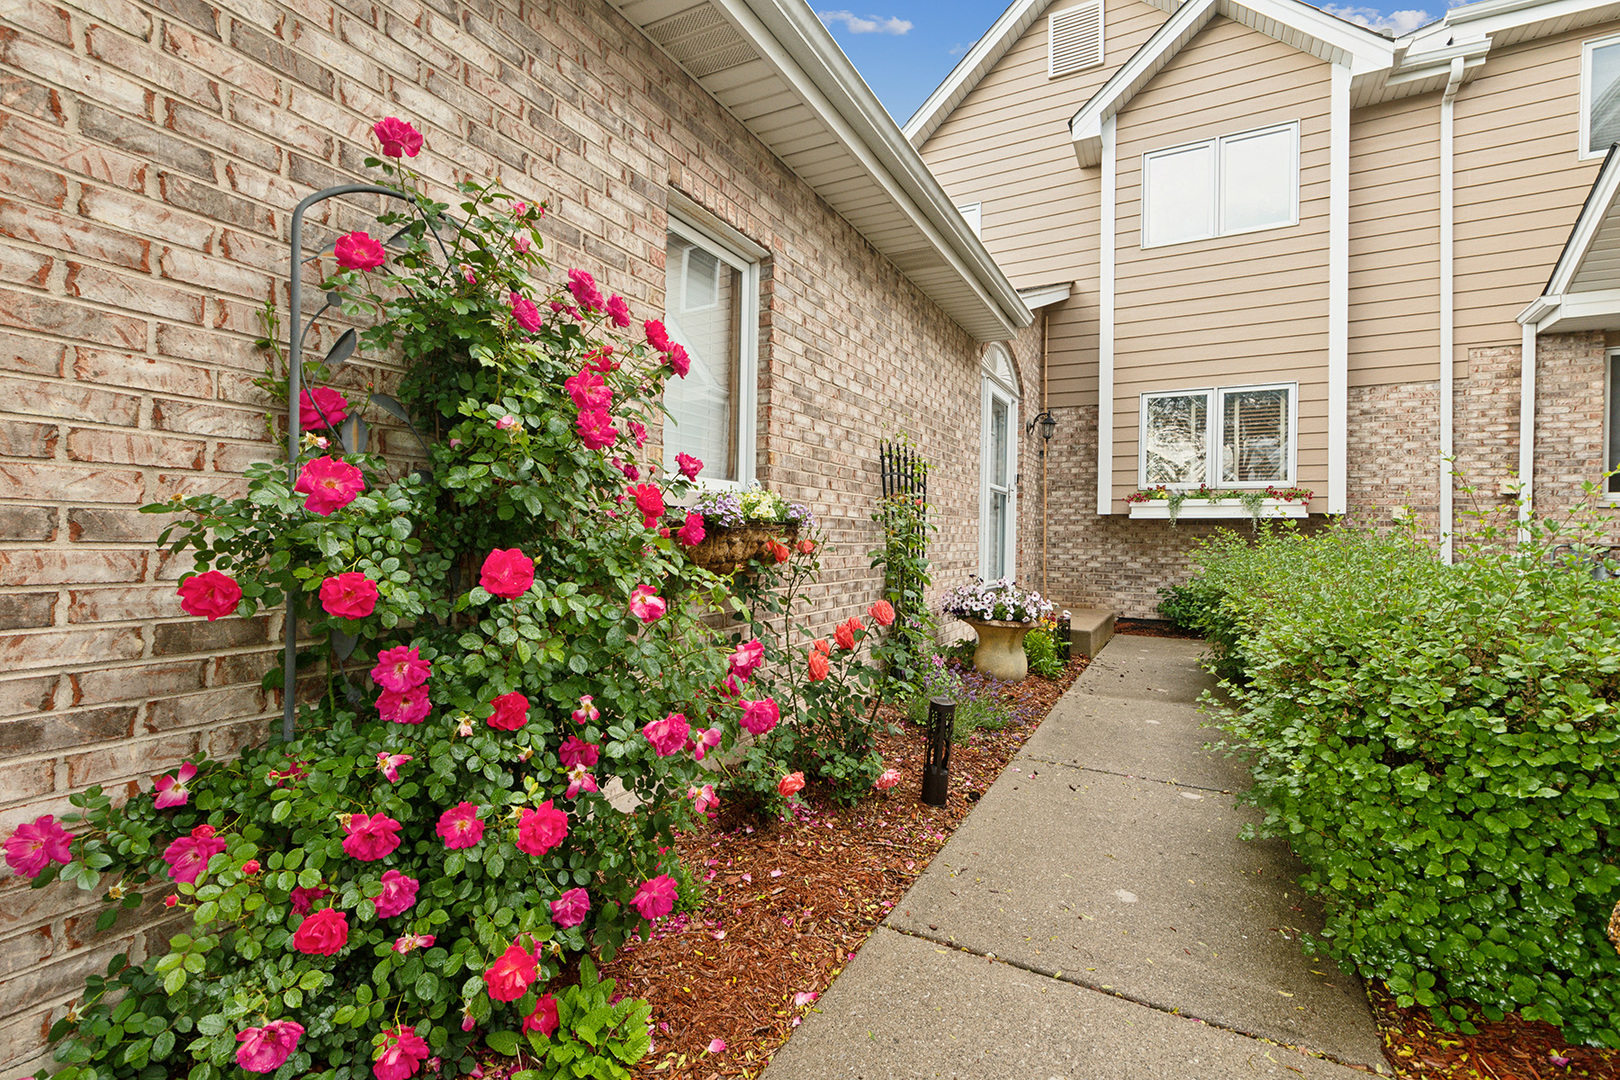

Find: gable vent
[1048,1,1103,78]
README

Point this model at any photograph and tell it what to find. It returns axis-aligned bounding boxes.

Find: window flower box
[1125,486,1312,525]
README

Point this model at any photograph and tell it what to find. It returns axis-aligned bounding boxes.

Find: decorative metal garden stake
[922,697,954,806]
[1057,610,1072,664]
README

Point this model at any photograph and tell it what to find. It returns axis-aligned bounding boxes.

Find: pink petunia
[550,887,590,928]
[335,231,386,272]
[299,386,350,430]
[295,457,365,516]
[342,813,402,861]
[374,869,419,917]
[371,646,431,692]
[675,453,703,481]
[740,697,780,736]
[372,117,423,158]
[515,801,569,857]
[642,712,690,757]
[479,548,535,599]
[436,802,484,849]
[628,584,665,623]
[630,875,678,921]
[576,409,617,450]
[236,1020,306,1074]
[153,762,198,809]
[377,685,431,725]
[3,815,73,879]
[177,570,242,621]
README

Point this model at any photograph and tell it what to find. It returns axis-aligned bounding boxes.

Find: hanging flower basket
[684,522,800,575]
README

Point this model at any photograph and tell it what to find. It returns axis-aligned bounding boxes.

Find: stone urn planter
[963,618,1033,681]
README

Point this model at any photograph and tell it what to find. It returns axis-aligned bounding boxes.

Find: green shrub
[1022,627,1065,679]
[1190,521,1620,1045]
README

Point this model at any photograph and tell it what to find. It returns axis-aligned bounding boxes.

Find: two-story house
[908,0,1620,616]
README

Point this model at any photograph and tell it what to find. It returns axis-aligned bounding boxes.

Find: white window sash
[1141,121,1299,248]
[1582,33,1620,160]
[1138,382,1297,489]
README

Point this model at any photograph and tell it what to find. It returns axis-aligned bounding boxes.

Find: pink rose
[320,572,379,620]
[728,639,765,683]
[807,651,829,681]
[236,1020,305,1074]
[153,762,198,809]
[177,570,242,621]
[299,386,350,430]
[494,414,519,431]
[437,802,484,849]
[691,726,722,762]
[515,801,569,857]
[564,764,597,799]
[630,875,677,921]
[342,813,402,861]
[778,772,805,797]
[689,784,718,814]
[292,907,349,955]
[289,886,329,914]
[868,600,896,626]
[566,268,604,313]
[549,887,590,928]
[630,420,648,449]
[740,698,779,736]
[628,584,665,623]
[374,869,419,918]
[371,646,430,692]
[373,117,423,158]
[605,294,630,328]
[377,685,431,725]
[335,231,386,272]
[571,696,599,725]
[576,409,617,450]
[558,737,599,770]
[295,456,365,516]
[480,548,534,599]
[485,940,538,1002]
[584,345,618,373]
[515,235,532,254]
[373,1025,431,1080]
[509,291,542,333]
[875,768,901,791]
[565,370,612,412]
[629,483,665,529]
[523,995,560,1038]
[3,815,73,878]
[676,512,705,547]
[642,712,690,757]
[241,859,261,874]
[675,453,703,481]
[834,618,858,651]
[666,343,690,378]
[163,826,227,884]
[392,933,435,953]
[644,319,671,351]
[486,691,529,731]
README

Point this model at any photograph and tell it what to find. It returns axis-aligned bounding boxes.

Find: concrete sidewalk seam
[1019,754,1241,795]
[881,924,1377,1074]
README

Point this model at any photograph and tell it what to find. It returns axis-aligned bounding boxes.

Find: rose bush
[7,120,777,1080]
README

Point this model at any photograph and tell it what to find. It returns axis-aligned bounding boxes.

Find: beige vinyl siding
[1111,16,1331,503]
[920,0,1169,407]
[1453,24,1614,357]
[1348,96,1441,387]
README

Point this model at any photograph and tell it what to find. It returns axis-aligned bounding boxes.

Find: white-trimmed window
[1583,33,1620,159]
[1606,349,1620,500]
[662,206,762,487]
[1140,383,1296,488]
[1048,0,1103,78]
[1142,122,1299,247]
[981,345,1019,580]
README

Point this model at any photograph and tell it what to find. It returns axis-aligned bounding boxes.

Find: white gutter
[1439,57,1464,563]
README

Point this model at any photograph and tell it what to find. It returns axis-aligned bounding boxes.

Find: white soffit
[1018,281,1073,308]
[612,0,1032,342]
[1519,145,1620,332]
[902,0,1055,148]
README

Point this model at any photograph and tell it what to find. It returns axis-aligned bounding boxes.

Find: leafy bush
[1187,520,1620,1045]
[906,656,1013,743]
[1022,625,1065,679]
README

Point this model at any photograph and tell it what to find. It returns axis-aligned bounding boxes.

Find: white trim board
[1328,63,1349,516]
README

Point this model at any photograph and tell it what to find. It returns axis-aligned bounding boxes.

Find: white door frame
[979,344,1020,581]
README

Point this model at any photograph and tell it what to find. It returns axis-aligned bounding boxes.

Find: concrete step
[1066,606,1115,658]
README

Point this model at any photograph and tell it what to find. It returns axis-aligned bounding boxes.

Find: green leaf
[485,1031,519,1058]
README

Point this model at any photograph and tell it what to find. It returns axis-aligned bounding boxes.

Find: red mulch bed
[595,654,1092,1078]
[1114,617,1202,639]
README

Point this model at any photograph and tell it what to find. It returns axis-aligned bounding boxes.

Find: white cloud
[948,40,975,56]
[818,9,914,34]
[1318,3,1433,34]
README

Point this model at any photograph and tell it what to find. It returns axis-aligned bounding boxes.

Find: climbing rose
[576,409,617,449]
[437,803,484,849]
[798,538,817,556]
[564,764,597,799]
[778,772,805,797]
[550,887,590,928]
[509,291,543,333]
[299,386,349,430]
[342,813,402,861]
[559,736,599,770]
[676,453,703,481]
[689,784,719,814]
[3,815,73,878]
[320,572,378,619]
[177,570,241,621]
[807,651,829,682]
[375,752,411,783]
[371,646,430,692]
[523,996,560,1038]
[812,638,830,655]
[571,695,599,725]
[631,875,678,921]
[566,268,604,312]
[485,940,538,1001]
[289,886,330,914]
[295,456,364,516]
[868,600,896,626]
[565,369,611,412]
[765,538,790,563]
[335,231,385,272]
[728,639,765,682]
[486,692,529,731]
[630,483,665,529]
[374,870,419,918]
[377,685,431,725]
[584,345,618,372]
[643,712,690,757]
[392,933,435,953]
[479,548,534,599]
[373,1026,431,1080]
[691,726,722,762]
[163,825,227,885]
[740,698,779,736]
[605,294,631,328]
[875,768,901,791]
[235,1021,305,1074]
[834,618,860,651]
[493,414,519,431]
[372,117,422,157]
[644,318,672,351]
[666,343,691,378]
[292,907,349,955]
[628,584,665,623]
[241,859,260,874]
[515,801,569,857]
[154,762,198,808]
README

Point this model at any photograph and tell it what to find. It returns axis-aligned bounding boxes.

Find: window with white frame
[981,345,1019,580]
[1140,383,1296,488]
[1607,349,1620,499]
[1141,122,1299,247]
[1584,34,1620,158]
[662,215,760,486]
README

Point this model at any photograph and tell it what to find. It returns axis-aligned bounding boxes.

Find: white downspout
[1439,58,1464,563]
[1519,322,1535,541]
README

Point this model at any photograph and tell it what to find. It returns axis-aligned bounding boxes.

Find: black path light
[922,697,955,806]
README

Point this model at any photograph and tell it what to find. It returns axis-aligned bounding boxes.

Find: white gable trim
[1018,282,1073,309]
[1518,145,1620,331]
[902,0,1056,148]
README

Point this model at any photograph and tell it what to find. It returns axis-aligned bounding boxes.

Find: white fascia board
[1517,295,1559,325]
[903,0,1049,148]
[1219,0,1394,74]
[724,0,1033,337]
[1018,282,1074,308]
[1537,287,1620,328]
[1444,0,1620,35]
[1543,147,1620,299]
[1384,38,1490,87]
[1069,0,1215,146]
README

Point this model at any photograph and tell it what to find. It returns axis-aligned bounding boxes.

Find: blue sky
[822,0,1443,124]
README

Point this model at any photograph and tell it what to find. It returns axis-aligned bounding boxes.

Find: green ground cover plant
[1181,516,1620,1045]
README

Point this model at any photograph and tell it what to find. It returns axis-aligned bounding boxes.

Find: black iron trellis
[878,440,929,624]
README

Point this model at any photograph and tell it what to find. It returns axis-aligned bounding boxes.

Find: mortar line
[878,924,1377,1074]
[1018,753,1239,795]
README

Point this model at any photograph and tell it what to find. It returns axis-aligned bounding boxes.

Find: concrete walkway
[763,635,1387,1078]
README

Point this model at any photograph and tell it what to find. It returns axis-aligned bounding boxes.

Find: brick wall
[1345,379,1442,538]
[0,0,1002,1069]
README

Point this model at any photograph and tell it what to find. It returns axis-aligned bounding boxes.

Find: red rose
[342,812,402,861]
[334,231,386,272]
[766,539,790,563]
[485,940,538,1002]
[834,620,856,651]
[629,484,665,529]
[479,548,534,599]
[778,772,805,797]
[515,801,568,857]
[372,117,423,158]
[797,538,816,556]
[299,386,349,430]
[177,571,242,621]
[320,572,378,619]
[807,651,829,681]
[486,691,529,731]
[292,907,349,955]
[523,995,560,1037]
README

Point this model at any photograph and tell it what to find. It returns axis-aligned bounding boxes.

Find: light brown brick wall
[0,0,1003,1068]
